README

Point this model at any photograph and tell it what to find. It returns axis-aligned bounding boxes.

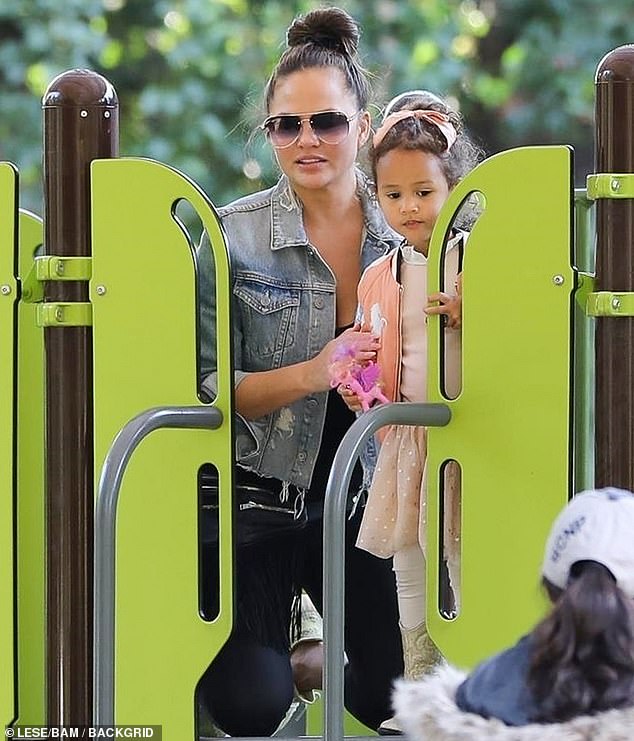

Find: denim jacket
[198,170,400,490]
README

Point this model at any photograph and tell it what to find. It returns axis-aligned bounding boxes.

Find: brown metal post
[42,69,118,725]
[594,45,634,490]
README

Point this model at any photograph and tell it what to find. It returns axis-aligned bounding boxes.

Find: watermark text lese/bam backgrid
[6,727,161,739]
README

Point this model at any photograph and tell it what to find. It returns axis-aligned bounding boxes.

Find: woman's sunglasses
[261,110,361,149]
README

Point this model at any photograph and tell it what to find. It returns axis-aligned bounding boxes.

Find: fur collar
[393,664,634,740]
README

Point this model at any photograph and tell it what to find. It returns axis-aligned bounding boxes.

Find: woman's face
[266,67,370,195]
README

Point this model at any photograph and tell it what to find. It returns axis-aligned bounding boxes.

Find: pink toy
[328,343,390,412]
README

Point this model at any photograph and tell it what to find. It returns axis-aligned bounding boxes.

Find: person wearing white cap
[392,487,634,740]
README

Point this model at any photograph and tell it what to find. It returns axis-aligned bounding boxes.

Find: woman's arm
[236,327,380,420]
[198,230,379,420]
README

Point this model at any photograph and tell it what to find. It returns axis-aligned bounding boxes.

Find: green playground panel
[14,208,46,725]
[310,147,575,735]
[572,190,595,494]
[306,699,375,737]
[425,146,574,667]
[0,163,18,729]
[90,158,233,738]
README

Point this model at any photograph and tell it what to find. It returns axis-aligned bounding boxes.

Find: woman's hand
[425,273,463,329]
[337,384,364,413]
[306,324,380,392]
[235,325,380,420]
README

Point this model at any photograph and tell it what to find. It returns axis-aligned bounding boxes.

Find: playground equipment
[1,43,633,741]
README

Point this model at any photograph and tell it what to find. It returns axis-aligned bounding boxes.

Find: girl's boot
[377,622,444,735]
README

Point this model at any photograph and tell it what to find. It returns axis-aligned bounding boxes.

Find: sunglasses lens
[311,112,350,144]
[266,116,302,147]
[266,116,301,147]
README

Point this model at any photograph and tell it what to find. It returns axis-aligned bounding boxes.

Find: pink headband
[372,109,457,150]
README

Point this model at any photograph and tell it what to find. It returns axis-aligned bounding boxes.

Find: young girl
[394,488,634,739]
[339,89,483,732]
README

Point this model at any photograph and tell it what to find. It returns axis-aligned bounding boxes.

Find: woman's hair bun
[287,7,360,57]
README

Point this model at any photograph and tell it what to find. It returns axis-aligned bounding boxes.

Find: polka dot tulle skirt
[356,424,461,594]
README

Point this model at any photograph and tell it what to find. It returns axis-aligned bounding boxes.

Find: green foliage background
[1,0,632,214]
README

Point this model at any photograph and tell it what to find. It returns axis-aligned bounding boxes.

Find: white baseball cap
[542,487,634,599]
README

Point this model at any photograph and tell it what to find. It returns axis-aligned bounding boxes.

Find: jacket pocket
[234,277,300,360]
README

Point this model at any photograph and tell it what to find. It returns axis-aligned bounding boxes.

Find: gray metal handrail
[93,405,223,725]
[323,402,451,741]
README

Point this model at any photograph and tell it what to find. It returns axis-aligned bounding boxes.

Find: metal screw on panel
[0,284,11,295]
[80,110,88,118]
[552,275,564,286]
[611,178,621,191]
[55,307,64,322]
[96,285,107,295]
[56,260,65,275]
[612,297,622,310]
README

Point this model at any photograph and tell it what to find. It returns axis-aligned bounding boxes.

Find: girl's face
[266,67,370,195]
[375,147,450,255]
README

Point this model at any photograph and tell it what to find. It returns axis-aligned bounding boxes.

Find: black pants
[198,503,403,736]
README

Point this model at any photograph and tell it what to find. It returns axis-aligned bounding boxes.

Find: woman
[197,7,403,736]
[393,487,634,740]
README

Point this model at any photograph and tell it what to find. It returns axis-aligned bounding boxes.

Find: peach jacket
[355,231,466,426]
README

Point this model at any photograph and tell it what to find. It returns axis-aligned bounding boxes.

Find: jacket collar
[391,230,466,280]
[269,170,398,251]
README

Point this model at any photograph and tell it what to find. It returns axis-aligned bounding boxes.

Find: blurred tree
[0,0,631,214]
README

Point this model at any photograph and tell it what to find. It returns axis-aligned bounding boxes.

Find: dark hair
[528,560,634,722]
[370,90,483,189]
[264,7,371,113]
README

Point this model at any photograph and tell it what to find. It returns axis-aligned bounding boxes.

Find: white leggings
[393,544,426,629]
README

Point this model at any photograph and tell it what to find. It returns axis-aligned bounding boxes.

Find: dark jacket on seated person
[454,634,538,726]
[394,662,634,741]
